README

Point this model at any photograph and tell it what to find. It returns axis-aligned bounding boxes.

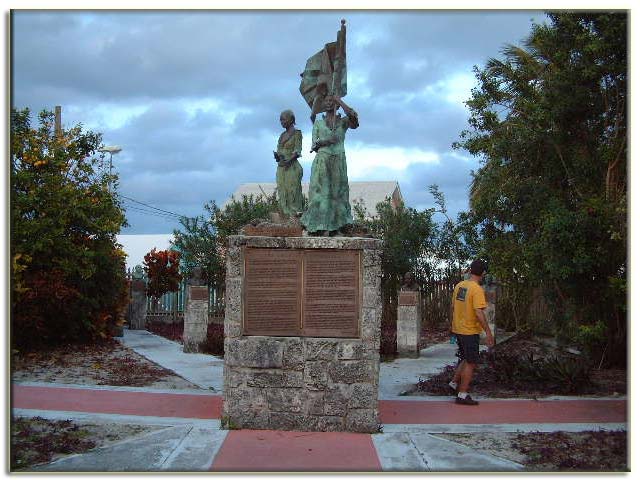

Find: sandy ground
[12,340,199,389]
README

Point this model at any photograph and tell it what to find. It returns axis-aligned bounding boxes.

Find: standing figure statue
[299,19,357,236]
[273,109,304,217]
[301,96,358,235]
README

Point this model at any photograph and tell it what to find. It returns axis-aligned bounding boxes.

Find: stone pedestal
[128,280,147,330]
[223,235,383,433]
[183,286,209,353]
[397,291,422,358]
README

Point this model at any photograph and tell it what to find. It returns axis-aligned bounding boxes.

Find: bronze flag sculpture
[299,19,347,123]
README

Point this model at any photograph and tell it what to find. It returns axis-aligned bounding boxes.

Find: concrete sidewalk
[11,329,627,472]
[116,329,223,391]
[118,328,460,399]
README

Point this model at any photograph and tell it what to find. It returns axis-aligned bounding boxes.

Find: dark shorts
[455,334,480,364]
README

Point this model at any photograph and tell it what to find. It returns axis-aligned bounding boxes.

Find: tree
[455,13,627,365]
[428,184,479,279]
[11,108,128,349]
[172,209,223,287]
[143,248,182,300]
[172,192,279,287]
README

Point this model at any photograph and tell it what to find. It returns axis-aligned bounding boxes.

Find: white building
[228,181,403,217]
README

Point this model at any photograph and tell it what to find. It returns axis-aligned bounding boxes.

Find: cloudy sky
[12,10,547,234]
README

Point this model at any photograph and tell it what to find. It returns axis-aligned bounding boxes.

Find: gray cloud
[12,10,546,233]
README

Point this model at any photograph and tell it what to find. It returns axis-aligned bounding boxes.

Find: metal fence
[126,271,225,325]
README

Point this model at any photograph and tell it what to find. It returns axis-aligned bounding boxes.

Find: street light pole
[98,145,122,193]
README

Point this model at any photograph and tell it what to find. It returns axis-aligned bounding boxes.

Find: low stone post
[184,267,209,353]
[397,290,422,358]
[129,279,147,330]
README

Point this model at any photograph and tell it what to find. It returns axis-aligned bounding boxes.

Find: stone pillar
[128,279,147,330]
[223,235,383,433]
[183,285,209,353]
[397,291,422,358]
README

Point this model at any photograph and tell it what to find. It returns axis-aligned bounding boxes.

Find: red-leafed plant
[143,248,182,300]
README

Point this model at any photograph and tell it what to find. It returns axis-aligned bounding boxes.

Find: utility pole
[55,105,62,137]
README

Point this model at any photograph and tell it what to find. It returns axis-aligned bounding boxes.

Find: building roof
[227,181,403,217]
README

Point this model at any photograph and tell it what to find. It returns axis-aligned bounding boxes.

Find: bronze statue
[273,110,304,217]
[299,19,347,124]
[400,271,419,291]
[299,20,357,236]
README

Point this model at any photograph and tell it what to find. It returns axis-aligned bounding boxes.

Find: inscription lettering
[243,248,360,338]
[243,249,302,335]
[303,250,359,337]
[398,291,419,306]
[189,286,209,301]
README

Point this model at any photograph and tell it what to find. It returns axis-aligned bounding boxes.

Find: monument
[300,19,359,237]
[183,267,209,353]
[397,271,422,357]
[274,109,304,218]
[128,267,147,330]
[222,20,383,433]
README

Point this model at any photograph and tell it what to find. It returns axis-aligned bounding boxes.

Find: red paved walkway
[13,385,626,426]
[12,385,222,419]
[211,430,382,472]
[379,399,627,424]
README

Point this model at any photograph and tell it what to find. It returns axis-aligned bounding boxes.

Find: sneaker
[455,395,479,406]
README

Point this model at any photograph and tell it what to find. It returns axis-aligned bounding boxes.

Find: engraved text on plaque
[190,286,209,301]
[303,250,360,337]
[243,248,360,338]
[398,291,419,306]
[243,249,302,335]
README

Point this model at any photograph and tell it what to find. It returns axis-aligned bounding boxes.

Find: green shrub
[11,108,128,349]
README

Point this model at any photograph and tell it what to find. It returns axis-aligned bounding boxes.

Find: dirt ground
[11,416,165,471]
[11,339,201,471]
[12,339,199,389]
[415,330,627,398]
[435,431,628,472]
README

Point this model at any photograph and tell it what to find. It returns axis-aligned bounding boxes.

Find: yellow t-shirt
[451,280,487,335]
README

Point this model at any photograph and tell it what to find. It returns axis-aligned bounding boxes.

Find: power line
[117,194,187,219]
[122,204,180,222]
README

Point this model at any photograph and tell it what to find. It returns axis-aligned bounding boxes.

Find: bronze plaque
[398,291,419,306]
[243,248,302,336]
[303,250,359,338]
[190,286,209,301]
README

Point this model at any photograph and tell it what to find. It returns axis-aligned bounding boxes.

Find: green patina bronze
[301,106,358,233]
[274,110,304,217]
[299,20,359,235]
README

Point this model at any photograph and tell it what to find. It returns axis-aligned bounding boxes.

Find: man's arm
[474,308,495,347]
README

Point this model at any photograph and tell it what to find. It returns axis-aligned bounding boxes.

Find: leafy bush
[11,108,128,350]
[143,249,182,300]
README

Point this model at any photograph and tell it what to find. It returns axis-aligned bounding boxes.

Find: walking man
[449,259,494,405]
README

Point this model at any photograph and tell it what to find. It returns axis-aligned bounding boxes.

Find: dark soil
[512,431,628,471]
[415,332,626,397]
[10,417,159,471]
[11,417,97,470]
[420,325,451,349]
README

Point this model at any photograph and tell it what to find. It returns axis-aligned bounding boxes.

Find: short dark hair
[469,259,487,276]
